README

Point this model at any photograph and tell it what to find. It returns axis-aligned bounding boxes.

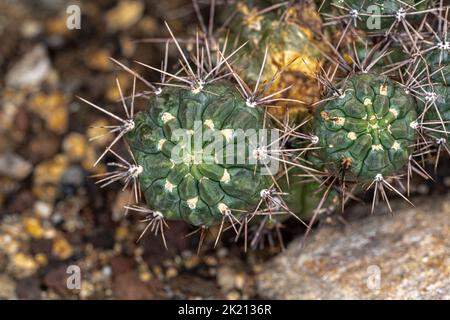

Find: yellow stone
[52,236,74,260]
[106,1,144,31]
[11,253,38,275]
[85,49,112,71]
[35,253,48,267]
[23,217,44,239]
[226,290,241,300]
[30,92,68,133]
[34,154,68,186]
[165,267,178,279]
[63,133,88,162]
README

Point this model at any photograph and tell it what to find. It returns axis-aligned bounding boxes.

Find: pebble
[23,217,45,239]
[85,49,113,71]
[10,253,39,278]
[30,92,68,134]
[0,275,16,299]
[165,267,178,279]
[34,201,53,219]
[60,166,85,193]
[52,236,74,260]
[106,1,145,31]
[217,266,236,292]
[33,154,68,202]
[6,45,51,89]
[0,152,32,180]
[226,290,241,300]
[63,133,89,162]
[21,20,43,39]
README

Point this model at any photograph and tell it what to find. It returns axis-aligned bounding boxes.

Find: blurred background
[0,0,279,300]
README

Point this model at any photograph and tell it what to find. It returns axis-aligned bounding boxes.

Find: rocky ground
[0,0,449,300]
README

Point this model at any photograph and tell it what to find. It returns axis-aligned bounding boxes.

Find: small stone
[115,225,129,241]
[165,267,178,279]
[63,133,88,162]
[30,92,68,133]
[33,154,68,201]
[6,45,51,89]
[234,273,246,290]
[35,253,48,267]
[60,166,85,192]
[23,217,45,239]
[217,266,236,292]
[34,201,53,219]
[80,282,95,299]
[0,152,32,180]
[21,20,43,38]
[0,275,16,299]
[139,271,153,282]
[29,133,60,160]
[85,49,112,71]
[10,253,39,278]
[106,1,144,31]
[46,16,71,36]
[183,254,200,269]
[52,236,74,260]
[0,235,20,255]
[226,290,241,300]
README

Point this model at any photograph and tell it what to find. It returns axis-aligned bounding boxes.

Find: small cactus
[314,72,417,183]
[126,82,273,227]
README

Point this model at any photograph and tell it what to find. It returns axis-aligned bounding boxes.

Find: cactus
[219,0,325,120]
[125,82,273,227]
[314,72,418,183]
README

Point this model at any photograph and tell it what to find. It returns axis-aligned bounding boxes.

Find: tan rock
[10,253,39,278]
[52,235,74,260]
[63,133,88,162]
[30,92,68,134]
[257,197,450,299]
[106,1,144,31]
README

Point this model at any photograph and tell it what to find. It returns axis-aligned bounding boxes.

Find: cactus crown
[314,73,417,182]
[126,82,273,227]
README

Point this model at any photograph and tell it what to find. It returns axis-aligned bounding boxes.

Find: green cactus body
[126,82,273,227]
[332,0,430,31]
[280,167,336,219]
[314,73,418,183]
[420,74,450,142]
